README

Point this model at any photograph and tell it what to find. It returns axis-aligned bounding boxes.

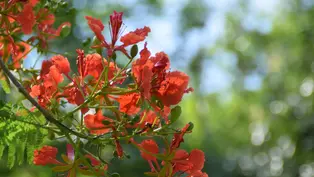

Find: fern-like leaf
[7,145,16,169]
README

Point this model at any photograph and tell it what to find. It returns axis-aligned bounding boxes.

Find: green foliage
[0,80,10,94]
[0,103,47,168]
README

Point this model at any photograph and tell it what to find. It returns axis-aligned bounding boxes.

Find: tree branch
[0,57,89,140]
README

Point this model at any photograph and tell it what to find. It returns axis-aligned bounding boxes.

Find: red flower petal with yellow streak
[117,93,141,115]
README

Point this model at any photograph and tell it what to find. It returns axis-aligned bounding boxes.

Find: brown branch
[0,57,89,140]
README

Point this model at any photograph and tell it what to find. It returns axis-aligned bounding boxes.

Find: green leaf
[186,122,194,131]
[26,144,35,164]
[0,110,10,118]
[0,100,5,109]
[111,173,121,177]
[16,141,25,165]
[0,144,5,159]
[92,36,102,55]
[60,24,71,38]
[130,115,140,125]
[170,106,181,123]
[102,120,111,125]
[0,79,10,94]
[130,44,138,58]
[111,52,117,62]
[7,145,16,169]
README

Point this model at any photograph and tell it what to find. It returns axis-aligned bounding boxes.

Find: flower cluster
[0,1,206,176]
[0,0,70,68]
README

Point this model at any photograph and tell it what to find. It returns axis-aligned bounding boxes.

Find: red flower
[136,110,159,129]
[78,53,118,81]
[29,0,39,6]
[16,3,35,34]
[120,26,151,46]
[170,123,191,151]
[132,45,154,99]
[51,55,70,75]
[39,60,53,78]
[109,11,123,46]
[85,154,109,171]
[45,65,64,86]
[84,110,113,135]
[30,85,40,97]
[157,71,190,106]
[85,16,105,42]
[117,92,141,115]
[12,42,31,68]
[171,149,207,176]
[83,53,104,79]
[63,84,87,114]
[140,139,159,161]
[33,146,61,165]
[139,139,160,172]
[37,8,55,25]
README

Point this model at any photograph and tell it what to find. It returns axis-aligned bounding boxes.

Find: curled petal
[120,26,151,46]
[85,16,105,42]
[84,110,112,135]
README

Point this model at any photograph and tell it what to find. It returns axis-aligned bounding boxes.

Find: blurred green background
[3,0,314,176]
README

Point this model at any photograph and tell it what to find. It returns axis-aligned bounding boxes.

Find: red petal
[157,71,190,106]
[188,149,205,172]
[140,139,159,161]
[85,16,105,42]
[85,154,101,166]
[40,60,53,78]
[117,93,141,115]
[142,65,153,99]
[30,85,41,97]
[33,146,60,166]
[12,42,31,68]
[16,3,35,34]
[83,53,103,79]
[48,65,64,84]
[51,55,70,74]
[120,26,151,46]
[37,8,55,25]
[84,110,112,135]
